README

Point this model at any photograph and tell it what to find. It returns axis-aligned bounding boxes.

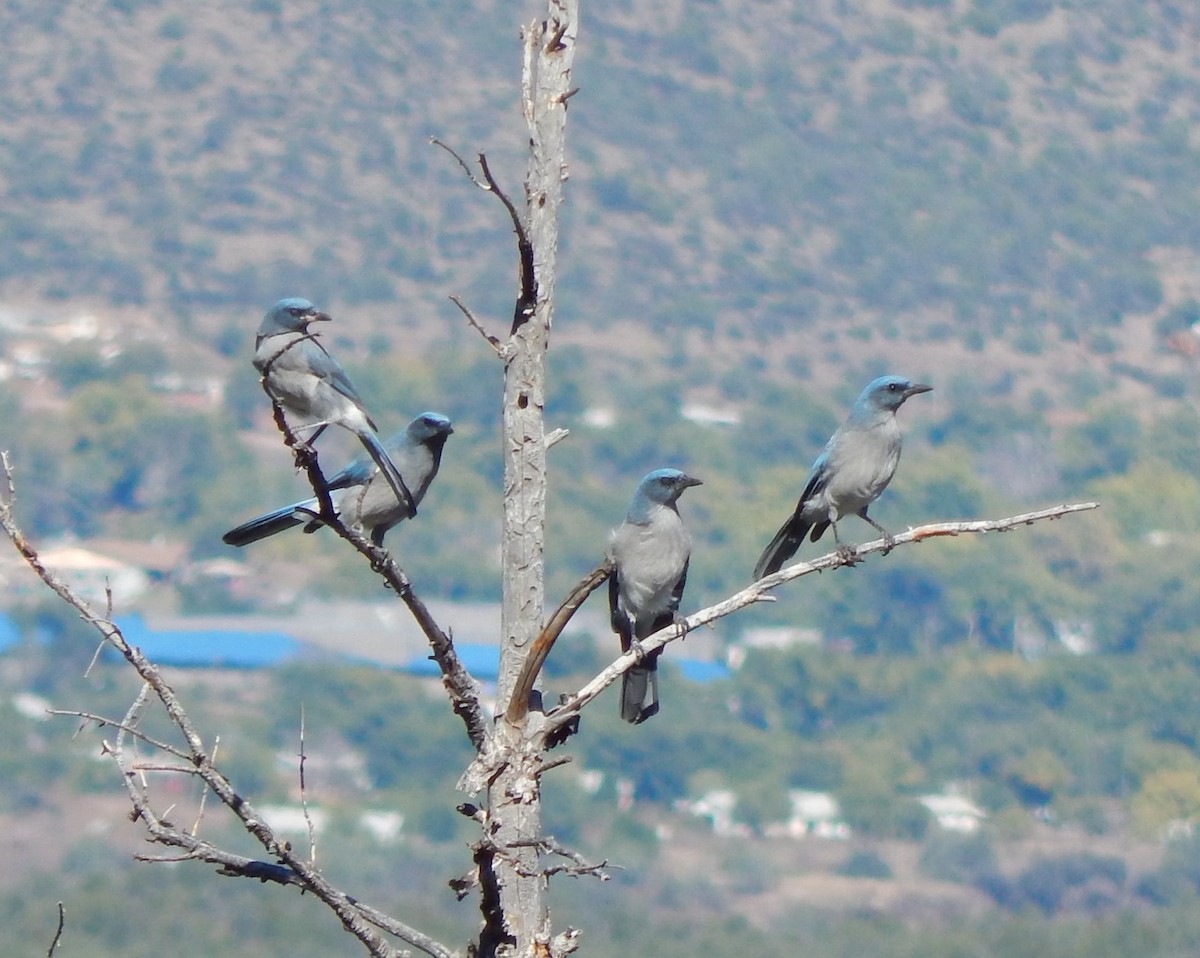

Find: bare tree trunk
[497,0,578,708]
[489,2,578,956]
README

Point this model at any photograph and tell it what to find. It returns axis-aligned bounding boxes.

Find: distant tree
[837,848,893,879]
[1130,767,1200,833]
[919,829,999,884]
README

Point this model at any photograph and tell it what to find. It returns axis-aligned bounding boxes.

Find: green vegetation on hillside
[4,0,1200,953]
[1,0,1199,390]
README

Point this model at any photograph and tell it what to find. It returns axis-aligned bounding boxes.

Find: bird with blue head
[608,468,702,724]
[253,297,415,514]
[223,412,454,548]
[753,375,931,579]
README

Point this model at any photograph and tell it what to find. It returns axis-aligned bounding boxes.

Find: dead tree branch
[431,138,534,336]
[509,835,613,881]
[46,902,65,958]
[0,459,460,958]
[459,505,1099,792]
[506,560,612,724]
[261,398,489,753]
[449,294,505,356]
[49,709,188,758]
[540,502,1100,736]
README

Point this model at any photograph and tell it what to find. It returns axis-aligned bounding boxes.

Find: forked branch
[505,559,613,724]
[260,403,489,752]
[431,138,536,336]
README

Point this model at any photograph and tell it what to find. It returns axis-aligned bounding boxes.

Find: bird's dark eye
[888,382,902,391]
[289,307,306,317]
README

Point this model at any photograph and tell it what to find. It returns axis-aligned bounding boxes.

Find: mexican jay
[223,412,453,548]
[608,468,702,724]
[253,297,414,513]
[753,375,931,579]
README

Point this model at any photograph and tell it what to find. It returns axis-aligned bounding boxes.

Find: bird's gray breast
[253,334,323,409]
[336,476,408,531]
[609,508,691,619]
[821,418,902,515]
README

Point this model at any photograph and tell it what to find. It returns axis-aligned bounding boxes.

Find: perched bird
[223,412,453,548]
[753,375,932,579]
[608,468,702,724]
[253,297,414,513]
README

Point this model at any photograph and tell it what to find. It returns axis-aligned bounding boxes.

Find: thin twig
[429,137,491,191]
[1,462,457,958]
[449,295,504,356]
[46,902,65,958]
[509,834,612,880]
[192,735,216,838]
[299,704,318,864]
[82,636,106,680]
[48,709,187,757]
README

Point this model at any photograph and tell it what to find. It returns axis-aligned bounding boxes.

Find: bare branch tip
[449,295,504,355]
[431,136,491,193]
[46,901,66,958]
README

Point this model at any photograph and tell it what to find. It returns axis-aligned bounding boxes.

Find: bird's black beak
[904,383,933,399]
[682,475,703,488]
[309,311,333,324]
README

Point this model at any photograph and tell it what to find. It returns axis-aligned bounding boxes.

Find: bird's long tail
[753,513,812,580]
[357,431,416,517]
[620,649,661,724]
[222,500,316,547]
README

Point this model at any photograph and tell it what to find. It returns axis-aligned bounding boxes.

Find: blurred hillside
[6,4,1200,954]
[1,0,1200,401]
[2,0,1200,644]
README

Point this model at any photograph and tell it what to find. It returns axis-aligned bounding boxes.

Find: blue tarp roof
[403,642,500,681]
[677,658,732,683]
[401,646,731,685]
[0,614,21,652]
[114,614,302,669]
[1,612,734,681]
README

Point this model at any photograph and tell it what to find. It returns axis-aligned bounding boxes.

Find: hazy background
[2,0,1200,955]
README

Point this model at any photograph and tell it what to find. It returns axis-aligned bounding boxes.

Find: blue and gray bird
[753,375,931,579]
[608,468,702,724]
[223,412,453,548]
[253,297,414,513]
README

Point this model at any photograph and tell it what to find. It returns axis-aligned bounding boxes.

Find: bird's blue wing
[324,451,375,491]
[325,425,418,493]
[752,451,833,579]
[301,340,371,411]
[798,445,834,506]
